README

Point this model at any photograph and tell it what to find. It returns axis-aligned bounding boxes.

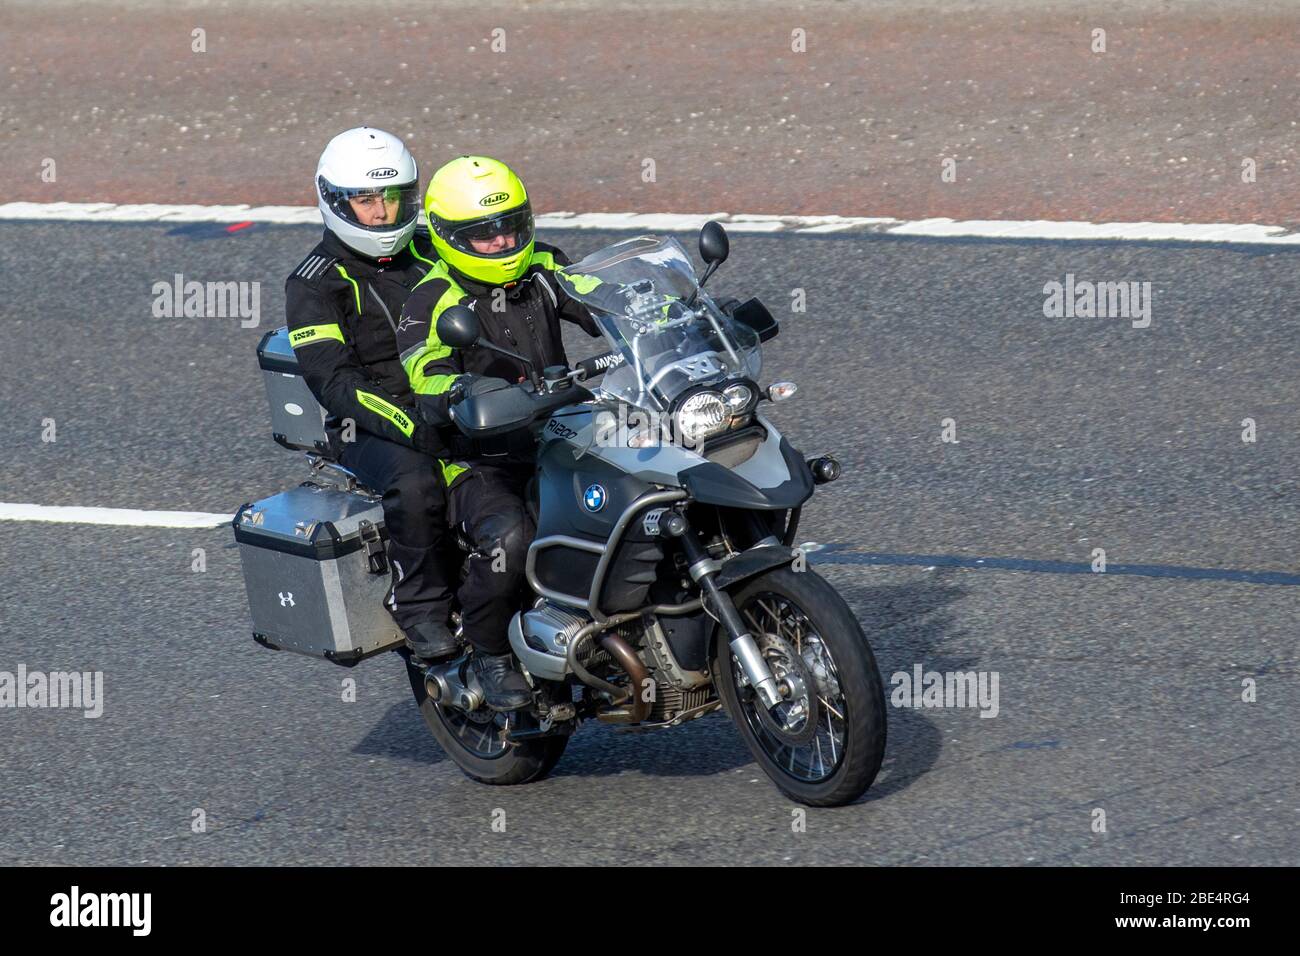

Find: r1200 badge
[545,418,578,440]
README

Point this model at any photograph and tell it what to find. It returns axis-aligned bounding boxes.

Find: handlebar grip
[576,350,625,379]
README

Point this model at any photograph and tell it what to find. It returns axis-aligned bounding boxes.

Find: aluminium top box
[257,327,331,454]
[232,483,402,666]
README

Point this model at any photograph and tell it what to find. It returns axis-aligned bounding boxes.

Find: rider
[285,127,460,663]
[396,155,602,711]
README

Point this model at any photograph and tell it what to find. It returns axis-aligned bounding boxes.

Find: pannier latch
[357,520,388,575]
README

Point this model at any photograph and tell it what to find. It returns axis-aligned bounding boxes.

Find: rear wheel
[405,658,568,786]
[713,566,886,806]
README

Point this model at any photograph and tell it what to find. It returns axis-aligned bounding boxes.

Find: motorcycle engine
[609,617,716,725]
[518,603,717,725]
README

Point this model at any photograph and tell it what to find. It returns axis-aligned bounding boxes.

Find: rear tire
[405,659,568,786]
[713,566,886,807]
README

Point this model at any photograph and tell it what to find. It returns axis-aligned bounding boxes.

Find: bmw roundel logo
[582,483,607,512]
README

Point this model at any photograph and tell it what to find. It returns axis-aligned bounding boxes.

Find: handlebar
[447,350,623,439]
[450,377,594,438]
[575,350,625,380]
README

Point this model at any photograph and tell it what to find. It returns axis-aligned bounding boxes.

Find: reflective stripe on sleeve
[288,323,345,347]
[355,390,416,438]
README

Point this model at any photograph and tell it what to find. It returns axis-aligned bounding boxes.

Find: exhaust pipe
[562,612,655,724]
[597,632,654,724]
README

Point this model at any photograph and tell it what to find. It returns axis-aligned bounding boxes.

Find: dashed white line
[0,503,233,529]
[0,202,1296,245]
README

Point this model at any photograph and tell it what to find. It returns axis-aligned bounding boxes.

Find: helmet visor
[439,204,535,259]
[319,177,421,233]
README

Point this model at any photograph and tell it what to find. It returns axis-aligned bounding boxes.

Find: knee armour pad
[473,509,529,570]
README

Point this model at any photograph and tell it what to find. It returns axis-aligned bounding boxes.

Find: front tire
[713,566,886,806]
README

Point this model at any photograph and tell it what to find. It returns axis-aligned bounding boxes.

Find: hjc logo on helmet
[480,191,511,207]
[367,167,399,180]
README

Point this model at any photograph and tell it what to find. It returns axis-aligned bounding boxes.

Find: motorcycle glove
[460,374,513,397]
[413,374,512,431]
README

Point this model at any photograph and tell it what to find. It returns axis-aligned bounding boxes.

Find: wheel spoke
[438,703,509,758]
[819,696,845,722]
[757,597,783,632]
[789,612,805,653]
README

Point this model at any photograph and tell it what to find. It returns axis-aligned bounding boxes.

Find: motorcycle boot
[404,619,460,662]
[469,652,532,711]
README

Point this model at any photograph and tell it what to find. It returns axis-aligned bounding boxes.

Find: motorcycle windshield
[557,236,761,411]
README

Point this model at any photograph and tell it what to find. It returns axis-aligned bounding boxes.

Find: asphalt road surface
[0,221,1296,865]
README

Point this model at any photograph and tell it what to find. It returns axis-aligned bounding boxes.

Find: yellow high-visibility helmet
[424,156,534,285]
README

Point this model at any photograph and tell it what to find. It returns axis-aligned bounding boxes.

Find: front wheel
[405,659,568,786]
[713,566,886,806]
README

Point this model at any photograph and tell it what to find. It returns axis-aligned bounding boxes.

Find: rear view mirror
[690,221,730,302]
[699,220,730,265]
[436,305,481,349]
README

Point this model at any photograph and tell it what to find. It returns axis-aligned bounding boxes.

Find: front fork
[660,509,784,710]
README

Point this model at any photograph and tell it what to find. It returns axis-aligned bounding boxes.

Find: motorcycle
[406,222,888,806]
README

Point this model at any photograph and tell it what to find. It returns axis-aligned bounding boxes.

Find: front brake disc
[746,631,820,747]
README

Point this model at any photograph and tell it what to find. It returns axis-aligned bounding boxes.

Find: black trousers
[446,464,535,655]
[339,431,453,633]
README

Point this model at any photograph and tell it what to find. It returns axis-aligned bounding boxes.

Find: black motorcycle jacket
[394,241,603,481]
[284,227,446,455]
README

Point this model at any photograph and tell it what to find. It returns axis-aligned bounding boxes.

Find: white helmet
[315,127,420,259]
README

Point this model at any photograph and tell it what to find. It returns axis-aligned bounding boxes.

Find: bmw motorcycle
[412,223,887,807]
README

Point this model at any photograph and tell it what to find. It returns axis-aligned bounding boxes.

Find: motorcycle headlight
[675,391,729,445]
[722,382,753,414]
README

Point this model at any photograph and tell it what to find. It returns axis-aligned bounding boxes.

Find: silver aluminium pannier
[233,483,403,665]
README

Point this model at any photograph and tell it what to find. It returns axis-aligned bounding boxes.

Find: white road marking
[0,502,234,529]
[0,202,321,224]
[0,202,1296,245]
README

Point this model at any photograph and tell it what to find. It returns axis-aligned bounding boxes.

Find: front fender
[713,543,802,591]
